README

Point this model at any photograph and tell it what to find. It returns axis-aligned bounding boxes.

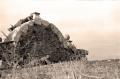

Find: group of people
[0,12,75,49]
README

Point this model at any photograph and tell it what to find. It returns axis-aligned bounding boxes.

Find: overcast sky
[0,0,120,60]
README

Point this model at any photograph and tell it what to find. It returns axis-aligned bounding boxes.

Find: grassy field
[1,59,120,79]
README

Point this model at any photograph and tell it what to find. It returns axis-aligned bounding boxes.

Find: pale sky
[0,0,120,60]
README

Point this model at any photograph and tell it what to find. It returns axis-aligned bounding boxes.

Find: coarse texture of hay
[1,20,88,68]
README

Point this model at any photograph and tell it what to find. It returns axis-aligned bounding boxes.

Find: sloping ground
[1,59,120,79]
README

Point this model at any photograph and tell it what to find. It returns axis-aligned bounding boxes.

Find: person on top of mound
[64,34,77,52]
[8,12,41,31]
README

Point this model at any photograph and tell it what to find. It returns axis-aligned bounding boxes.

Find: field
[0,59,120,79]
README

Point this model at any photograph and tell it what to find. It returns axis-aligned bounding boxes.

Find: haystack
[1,19,88,67]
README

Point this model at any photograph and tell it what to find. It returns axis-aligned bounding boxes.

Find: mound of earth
[0,18,88,68]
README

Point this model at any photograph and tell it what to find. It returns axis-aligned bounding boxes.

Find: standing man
[32,12,42,25]
[8,12,40,31]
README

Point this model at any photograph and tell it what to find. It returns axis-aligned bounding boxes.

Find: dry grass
[0,59,120,79]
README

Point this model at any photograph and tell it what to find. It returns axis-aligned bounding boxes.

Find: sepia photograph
[0,0,120,79]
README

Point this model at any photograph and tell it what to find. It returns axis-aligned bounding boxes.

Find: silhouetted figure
[8,12,40,31]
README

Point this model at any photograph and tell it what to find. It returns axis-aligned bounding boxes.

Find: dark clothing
[0,38,2,42]
[0,41,14,45]
[19,16,33,25]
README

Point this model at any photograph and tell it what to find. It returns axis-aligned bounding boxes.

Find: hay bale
[2,19,88,67]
